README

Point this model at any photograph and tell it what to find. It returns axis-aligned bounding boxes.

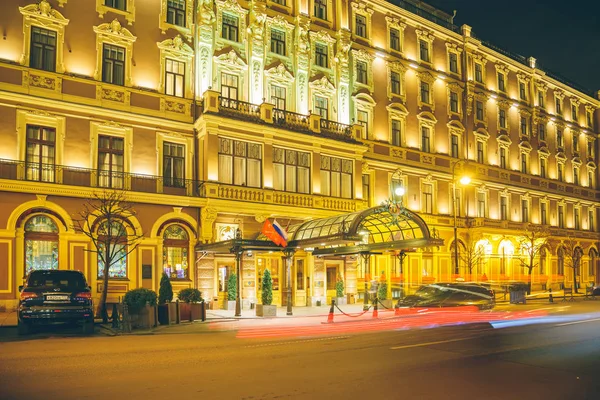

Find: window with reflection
[97,221,127,278]
[320,155,352,198]
[26,125,56,183]
[25,215,59,275]
[163,225,189,279]
[273,148,310,194]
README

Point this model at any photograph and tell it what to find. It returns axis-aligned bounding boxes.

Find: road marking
[390,336,472,350]
[243,335,350,348]
[555,317,600,327]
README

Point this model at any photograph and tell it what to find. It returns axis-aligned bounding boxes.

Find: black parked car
[18,270,94,335]
[397,283,495,310]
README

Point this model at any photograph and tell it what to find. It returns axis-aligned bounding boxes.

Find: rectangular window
[320,156,352,198]
[500,147,507,169]
[555,98,562,114]
[355,14,367,38]
[541,202,547,225]
[539,123,546,141]
[421,126,431,153]
[419,40,430,62]
[589,171,595,189]
[519,82,527,100]
[218,138,262,187]
[420,81,430,104]
[362,174,370,206]
[30,26,57,72]
[540,158,547,178]
[477,192,486,218]
[273,147,310,194]
[220,72,238,104]
[422,184,433,214]
[105,0,126,11]
[314,0,327,20]
[271,29,286,56]
[270,85,286,110]
[557,129,563,147]
[98,135,124,189]
[102,44,125,85]
[165,59,185,97]
[574,167,579,185]
[222,13,239,42]
[391,119,401,146]
[521,199,529,222]
[477,141,484,163]
[296,260,305,290]
[474,63,483,83]
[315,43,328,68]
[497,73,505,92]
[538,90,545,108]
[499,109,506,129]
[390,71,401,95]
[500,196,508,221]
[450,91,459,113]
[587,110,593,128]
[357,110,369,139]
[572,105,578,122]
[26,125,56,183]
[573,135,578,153]
[167,0,186,27]
[520,117,528,136]
[451,134,459,158]
[390,28,400,51]
[558,163,564,182]
[521,153,528,174]
[558,205,565,228]
[588,141,594,158]
[475,101,484,121]
[589,210,595,232]
[163,142,185,188]
[449,52,458,73]
[356,61,367,84]
[575,208,580,230]
[314,96,328,120]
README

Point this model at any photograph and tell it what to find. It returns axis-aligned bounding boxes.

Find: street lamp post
[452,161,471,278]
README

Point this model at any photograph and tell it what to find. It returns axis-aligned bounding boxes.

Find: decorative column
[335,29,352,124]
[233,229,243,317]
[197,0,216,96]
[247,0,266,104]
[296,14,311,115]
[200,207,217,243]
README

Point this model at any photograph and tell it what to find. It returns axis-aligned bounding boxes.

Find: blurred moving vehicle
[18,270,94,335]
[397,283,495,310]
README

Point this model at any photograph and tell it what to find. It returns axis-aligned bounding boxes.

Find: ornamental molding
[310,30,336,44]
[535,81,548,91]
[247,10,266,41]
[351,48,374,63]
[269,14,295,31]
[351,2,374,15]
[199,0,216,25]
[19,0,69,25]
[471,52,488,64]
[385,15,406,30]
[309,74,335,93]
[519,109,532,118]
[517,72,530,83]
[93,19,136,44]
[387,60,407,73]
[554,89,565,100]
[264,61,294,81]
[446,81,462,92]
[214,48,247,69]
[216,0,246,14]
[445,42,462,53]
[416,28,435,42]
[157,35,193,57]
[495,63,509,74]
[417,71,434,84]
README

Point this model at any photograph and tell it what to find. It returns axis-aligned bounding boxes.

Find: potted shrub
[178,288,204,321]
[256,269,277,317]
[123,288,157,329]
[509,282,528,304]
[158,272,175,325]
[225,273,237,311]
[335,276,347,305]
[378,274,393,309]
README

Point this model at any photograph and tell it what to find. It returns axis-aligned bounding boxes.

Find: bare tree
[562,235,583,294]
[73,190,144,322]
[518,224,551,294]
[459,228,486,281]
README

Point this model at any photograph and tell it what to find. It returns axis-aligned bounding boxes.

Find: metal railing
[273,109,310,133]
[320,119,353,139]
[0,159,202,197]
[218,96,263,123]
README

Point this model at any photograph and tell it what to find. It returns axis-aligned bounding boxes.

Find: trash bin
[316,300,321,307]
[347,293,355,304]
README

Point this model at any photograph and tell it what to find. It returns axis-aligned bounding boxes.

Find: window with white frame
[500,194,509,220]
[315,42,328,68]
[538,122,546,141]
[574,207,581,230]
[416,30,434,64]
[98,135,125,189]
[167,0,186,27]
[270,84,286,110]
[390,28,401,52]
[541,201,548,225]
[476,191,486,218]
[30,26,57,72]
[474,62,483,83]
[539,155,547,178]
[26,125,56,183]
[499,108,507,129]
[218,138,262,187]
[222,13,239,42]
[357,109,369,139]
[477,140,485,163]
[450,134,459,158]
[158,36,193,99]
[356,60,367,84]
[391,118,402,146]
[221,72,238,102]
[163,142,185,187]
[557,161,564,182]
[271,28,286,56]
[573,165,580,185]
[320,156,352,198]
[421,126,431,153]
[314,95,328,120]
[422,182,433,214]
[273,147,310,193]
[351,2,373,42]
[386,16,405,53]
[521,198,529,222]
[165,59,185,97]
[450,91,459,114]
[558,204,565,228]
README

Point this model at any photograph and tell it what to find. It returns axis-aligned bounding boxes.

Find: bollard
[111,304,120,329]
[327,299,335,323]
[201,301,206,321]
[373,296,378,318]
[549,288,553,303]
[175,300,181,324]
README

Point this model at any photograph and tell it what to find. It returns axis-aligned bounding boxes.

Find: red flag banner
[261,219,286,247]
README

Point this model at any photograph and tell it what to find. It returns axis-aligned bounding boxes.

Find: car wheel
[17,320,31,336]
[82,317,94,335]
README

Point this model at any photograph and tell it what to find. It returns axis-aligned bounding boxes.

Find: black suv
[18,270,94,335]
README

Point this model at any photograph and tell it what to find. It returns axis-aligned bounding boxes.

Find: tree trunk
[573,267,578,294]
[527,269,533,295]
[99,246,110,323]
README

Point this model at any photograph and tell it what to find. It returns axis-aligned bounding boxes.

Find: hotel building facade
[0,0,598,310]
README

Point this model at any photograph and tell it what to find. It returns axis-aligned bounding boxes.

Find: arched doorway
[24,215,59,274]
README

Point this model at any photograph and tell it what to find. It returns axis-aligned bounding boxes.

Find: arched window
[589,248,598,277]
[498,239,514,276]
[24,215,59,274]
[539,248,547,275]
[97,221,127,278]
[163,225,189,279]
[557,247,565,276]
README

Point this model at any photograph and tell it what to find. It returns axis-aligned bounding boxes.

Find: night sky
[422,0,600,95]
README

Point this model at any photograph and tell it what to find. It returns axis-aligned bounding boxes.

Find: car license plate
[46,295,69,301]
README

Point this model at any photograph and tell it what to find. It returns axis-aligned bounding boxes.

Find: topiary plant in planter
[257,269,276,317]
[158,272,174,305]
[225,273,237,311]
[123,288,158,329]
[378,274,388,301]
[178,288,204,321]
[335,276,347,305]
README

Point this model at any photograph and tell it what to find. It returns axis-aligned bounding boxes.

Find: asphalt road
[1,305,600,400]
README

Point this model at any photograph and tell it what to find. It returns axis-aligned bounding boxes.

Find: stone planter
[158,303,178,325]
[225,300,237,311]
[336,297,347,306]
[255,304,277,317]
[129,304,157,329]
[180,302,204,321]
